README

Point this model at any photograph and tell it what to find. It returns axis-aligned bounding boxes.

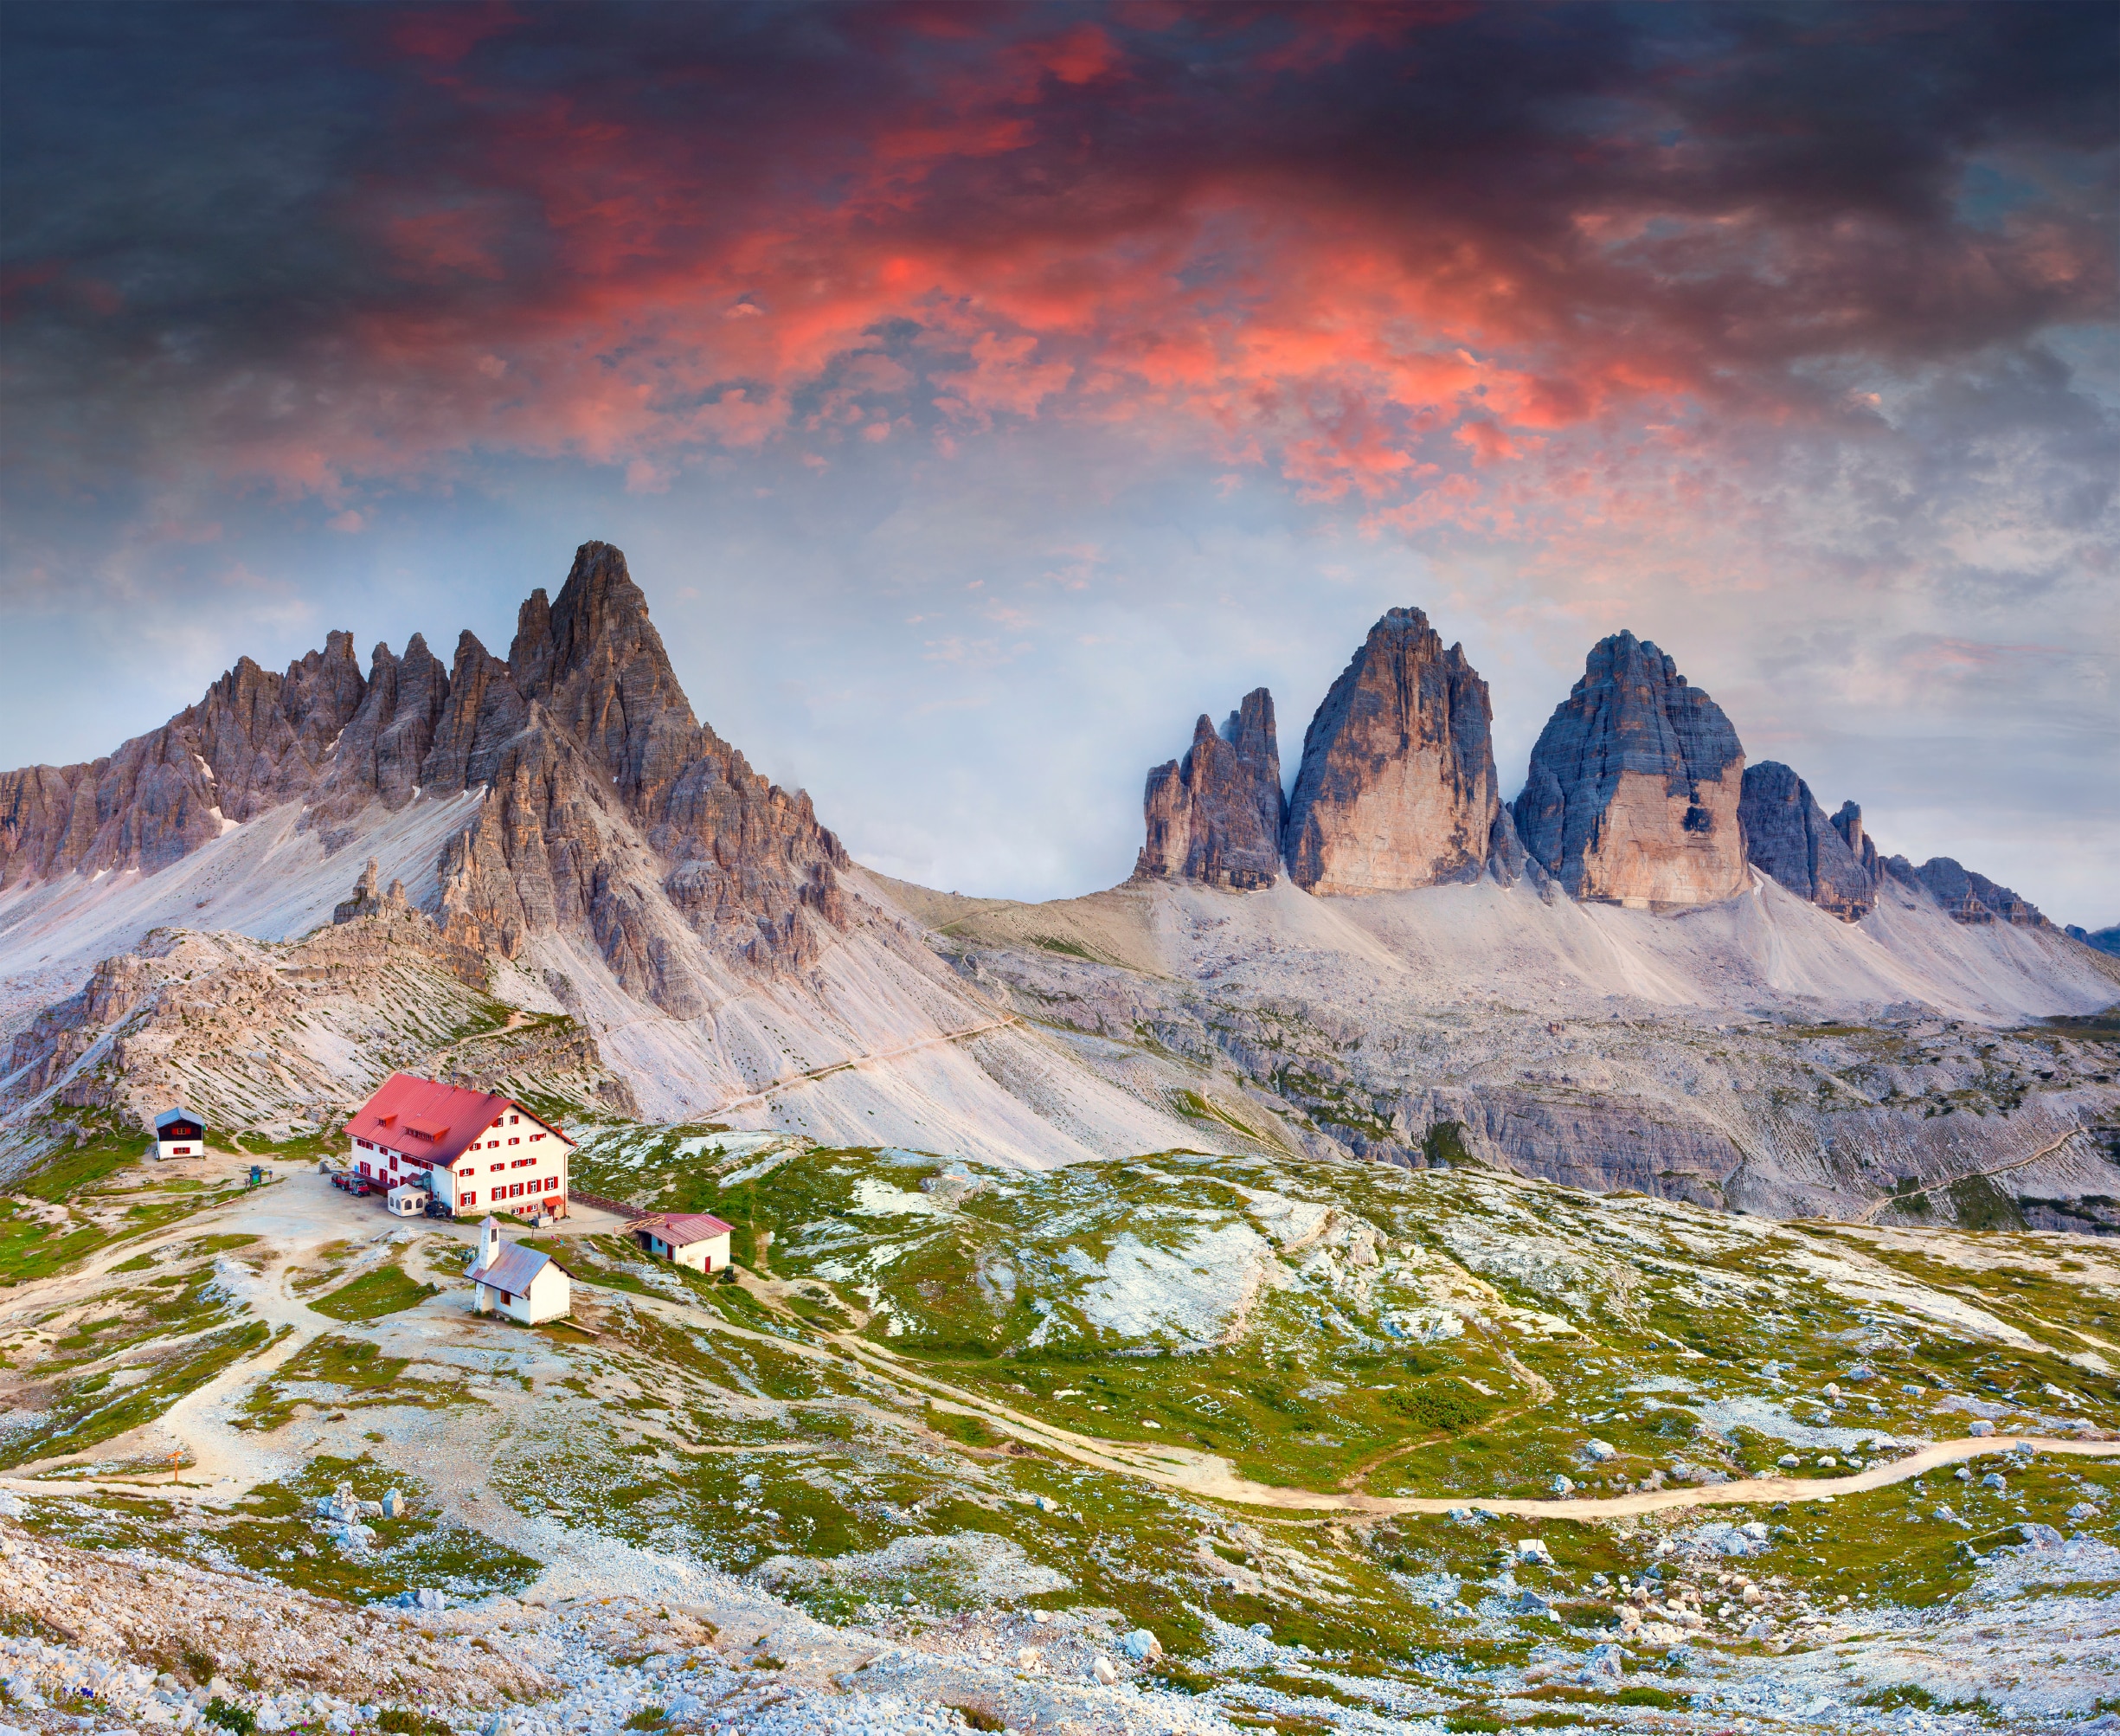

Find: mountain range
[3,541,2116,1227]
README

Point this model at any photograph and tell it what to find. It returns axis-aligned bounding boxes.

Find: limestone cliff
[1738,762,1876,921]
[1283,608,1499,894]
[1513,631,1748,906]
[1134,689,1284,890]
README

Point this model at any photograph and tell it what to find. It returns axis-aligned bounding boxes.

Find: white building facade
[344,1073,575,1218]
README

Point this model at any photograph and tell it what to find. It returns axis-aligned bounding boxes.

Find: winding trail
[10,1169,2120,1530]
[699,1015,1022,1120]
[1856,1126,2092,1225]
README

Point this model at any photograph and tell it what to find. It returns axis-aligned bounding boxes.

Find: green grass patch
[0,1321,275,1469]
[310,1263,439,1321]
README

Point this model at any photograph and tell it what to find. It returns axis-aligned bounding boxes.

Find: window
[509,1137,520,1146]
[490,1163,504,1173]
[509,1114,519,1124]
[530,1132,544,1141]
[463,1191,477,1206]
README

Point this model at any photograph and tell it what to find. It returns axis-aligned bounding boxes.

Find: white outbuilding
[151,1107,207,1161]
[630,1211,734,1274]
[465,1217,572,1325]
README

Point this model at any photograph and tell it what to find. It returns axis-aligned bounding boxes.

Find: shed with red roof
[343,1072,575,1219]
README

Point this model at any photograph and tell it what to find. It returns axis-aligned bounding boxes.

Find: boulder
[1513,631,1748,906]
[1119,1628,1163,1662]
[1134,689,1284,890]
[1284,608,1500,894]
[1738,762,1876,920]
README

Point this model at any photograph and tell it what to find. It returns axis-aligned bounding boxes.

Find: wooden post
[170,1450,180,1484]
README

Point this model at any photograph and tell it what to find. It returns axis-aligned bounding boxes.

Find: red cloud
[28,4,2106,521]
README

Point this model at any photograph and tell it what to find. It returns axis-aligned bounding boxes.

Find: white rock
[1969,1420,1995,1437]
[1118,1629,1161,1662]
[1091,1657,1117,1685]
[1584,1439,1617,1463]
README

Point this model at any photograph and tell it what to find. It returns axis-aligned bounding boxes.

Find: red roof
[344,1073,565,1169]
[635,1212,734,1247]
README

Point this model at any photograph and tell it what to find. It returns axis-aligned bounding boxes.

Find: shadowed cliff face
[1740,761,1877,923]
[1283,608,1500,896]
[0,542,851,998]
[1513,631,1748,906]
[1134,688,1284,891]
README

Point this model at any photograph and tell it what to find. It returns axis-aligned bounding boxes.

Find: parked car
[424,1198,454,1220]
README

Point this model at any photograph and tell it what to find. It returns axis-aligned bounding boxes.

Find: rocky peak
[308,633,452,838]
[509,541,701,813]
[1887,856,2048,928]
[421,631,529,795]
[1738,762,1875,921]
[1830,800,1874,875]
[1134,689,1284,890]
[1513,631,1748,906]
[1284,608,1499,895]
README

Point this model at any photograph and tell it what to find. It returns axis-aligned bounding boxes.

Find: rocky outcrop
[331,858,410,925]
[1134,689,1284,890]
[1738,762,1875,921]
[1513,631,1748,906]
[3,868,633,1135]
[2066,924,2120,955]
[1830,801,1879,882]
[1284,608,1499,894]
[1887,856,2049,928]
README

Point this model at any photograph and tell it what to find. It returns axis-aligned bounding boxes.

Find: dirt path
[1857,1127,2091,1225]
[700,1016,1021,1119]
[13,1188,2118,1529]
[617,1276,2120,1523]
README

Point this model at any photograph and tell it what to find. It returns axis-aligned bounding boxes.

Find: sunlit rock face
[1135,688,1285,891]
[1740,761,1876,922]
[1283,608,1500,895]
[1513,631,1748,907]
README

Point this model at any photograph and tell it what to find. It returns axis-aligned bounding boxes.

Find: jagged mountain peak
[510,540,705,813]
[0,540,851,989]
[1514,630,1746,905]
[1283,604,1500,894]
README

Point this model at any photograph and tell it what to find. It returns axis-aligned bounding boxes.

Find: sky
[3,1,2116,922]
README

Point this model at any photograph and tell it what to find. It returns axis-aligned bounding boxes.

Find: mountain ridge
[3,541,2114,1233]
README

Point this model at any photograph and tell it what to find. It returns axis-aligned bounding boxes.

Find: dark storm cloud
[3,2,2110,496]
